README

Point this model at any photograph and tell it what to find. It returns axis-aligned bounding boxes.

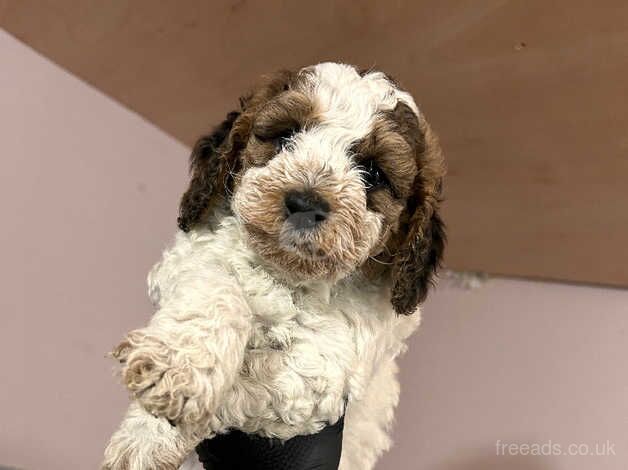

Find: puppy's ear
[177,111,243,232]
[390,106,446,315]
[177,70,296,232]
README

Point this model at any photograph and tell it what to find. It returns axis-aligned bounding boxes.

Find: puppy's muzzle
[284,190,329,231]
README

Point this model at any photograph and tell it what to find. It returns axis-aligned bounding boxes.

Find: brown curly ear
[391,208,446,314]
[390,107,446,315]
[177,111,241,232]
[177,70,297,232]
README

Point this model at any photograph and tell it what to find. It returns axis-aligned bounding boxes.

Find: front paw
[102,402,189,470]
[112,330,214,427]
[102,446,180,470]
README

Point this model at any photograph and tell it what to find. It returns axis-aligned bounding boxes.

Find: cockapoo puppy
[102,62,445,470]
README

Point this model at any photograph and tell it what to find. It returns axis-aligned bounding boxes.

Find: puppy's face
[178,63,445,314]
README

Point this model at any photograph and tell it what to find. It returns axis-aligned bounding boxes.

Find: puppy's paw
[102,403,189,470]
[101,449,179,470]
[112,330,215,427]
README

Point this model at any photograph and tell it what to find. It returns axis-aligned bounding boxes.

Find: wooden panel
[2,0,627,286]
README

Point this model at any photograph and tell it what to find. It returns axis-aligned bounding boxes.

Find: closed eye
[254,127,299,152]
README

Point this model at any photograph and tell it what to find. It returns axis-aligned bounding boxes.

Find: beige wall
[4,1,628,290]
[1,29,626,470]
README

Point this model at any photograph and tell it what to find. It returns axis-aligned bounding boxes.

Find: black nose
[284,191,329,230]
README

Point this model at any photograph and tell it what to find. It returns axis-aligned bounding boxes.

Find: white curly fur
[103,217,419,469]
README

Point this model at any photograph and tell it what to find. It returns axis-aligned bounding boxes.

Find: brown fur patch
[358,102,446,314]
[178,70,308,230]
[353,116,418,199]
[241,90,319,168]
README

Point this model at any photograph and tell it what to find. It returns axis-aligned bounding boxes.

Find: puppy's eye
[255,127,298,152]
[358,160,390,192]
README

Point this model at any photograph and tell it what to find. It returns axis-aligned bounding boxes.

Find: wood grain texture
[2,0,627,286]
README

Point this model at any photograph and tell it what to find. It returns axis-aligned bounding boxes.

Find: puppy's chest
[238,274,391,389]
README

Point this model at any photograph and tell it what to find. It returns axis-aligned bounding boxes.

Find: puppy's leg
[102,401,198,470]
[112,274,253,436]
[339,359,401,470]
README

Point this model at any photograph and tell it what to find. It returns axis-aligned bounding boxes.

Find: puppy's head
[178,63,445,315]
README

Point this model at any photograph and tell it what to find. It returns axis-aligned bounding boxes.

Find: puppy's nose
[284,191,329,230]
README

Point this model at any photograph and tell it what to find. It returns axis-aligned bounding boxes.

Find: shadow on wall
[431,451,558,470]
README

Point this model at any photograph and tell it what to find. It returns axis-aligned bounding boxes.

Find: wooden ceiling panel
[1,0,627,286]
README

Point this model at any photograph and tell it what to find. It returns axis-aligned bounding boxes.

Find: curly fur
[103,62,445,470]
[178,111,241,232]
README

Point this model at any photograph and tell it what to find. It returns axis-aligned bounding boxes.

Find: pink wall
[0,30,188,469]
[381,277,628,470]
[1,29,627,470]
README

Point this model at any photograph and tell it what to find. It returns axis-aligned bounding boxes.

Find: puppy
[102,62,445,470]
